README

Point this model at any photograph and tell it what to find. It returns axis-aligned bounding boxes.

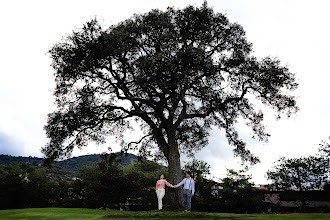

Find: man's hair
[186,171,191,176]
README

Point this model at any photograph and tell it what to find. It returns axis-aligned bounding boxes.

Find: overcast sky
[1,0,330,184]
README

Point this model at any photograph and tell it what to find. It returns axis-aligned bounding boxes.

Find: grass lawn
[0,208,108,220]
[0,208,329,220]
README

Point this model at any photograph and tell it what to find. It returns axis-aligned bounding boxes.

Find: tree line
[0,154,160,210]
[1,141,329,212]
[0,152,265,212]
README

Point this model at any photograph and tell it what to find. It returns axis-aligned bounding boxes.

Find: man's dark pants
[183,189,192,211]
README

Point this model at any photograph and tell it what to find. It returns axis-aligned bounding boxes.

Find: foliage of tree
[215,169,265,213]
[266,141,330,209]
[183,159,210,178]
[24,169,60,207]
[184,160,214,212]
[318,139,330,186]
[319,140,330,191]
[190,168,265,213]
[43,2,298,206]
[267,142,330,191]
[73,153,161,209]
[0,163,67,209]
[0,163,30,209]
[123,164,158,208]
[267,157,323,191]
[76,155,127,208]
[318,140,330,158]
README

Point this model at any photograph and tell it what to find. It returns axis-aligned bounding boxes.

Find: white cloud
[0,130,24,156]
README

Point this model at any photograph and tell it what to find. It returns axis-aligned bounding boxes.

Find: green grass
[102,210,330,220]
[0,208,329,220]
[0,208,109,220]
[102,210,252,219]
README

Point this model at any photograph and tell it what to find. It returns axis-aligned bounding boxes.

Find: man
[173,172,195,212]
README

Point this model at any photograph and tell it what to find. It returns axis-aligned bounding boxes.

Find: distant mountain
[56,153,138,173]
[0,155,43,165]
[0,153,139,180]
[56,154,101,173]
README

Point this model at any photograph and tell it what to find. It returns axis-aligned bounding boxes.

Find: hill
[0,153,138,180]
[0,155,43,165]
[56,153,138,173]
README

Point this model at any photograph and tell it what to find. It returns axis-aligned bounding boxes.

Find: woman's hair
[159,173,164,178]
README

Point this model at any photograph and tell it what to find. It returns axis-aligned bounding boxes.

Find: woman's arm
[165,180,173,188]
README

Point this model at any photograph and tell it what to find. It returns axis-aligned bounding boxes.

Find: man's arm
[175,178,185,188]
[192,180,195,195]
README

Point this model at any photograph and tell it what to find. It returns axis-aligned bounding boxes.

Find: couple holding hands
[155,172,195,212]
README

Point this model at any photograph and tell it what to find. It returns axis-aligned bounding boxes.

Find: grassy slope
[0,208,329,220]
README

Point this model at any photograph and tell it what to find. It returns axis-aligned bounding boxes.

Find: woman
[155,174,173,210]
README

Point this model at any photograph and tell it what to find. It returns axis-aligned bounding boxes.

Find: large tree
[43,3,298,206]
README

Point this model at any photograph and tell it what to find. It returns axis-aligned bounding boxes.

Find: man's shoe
[184,210,187,212]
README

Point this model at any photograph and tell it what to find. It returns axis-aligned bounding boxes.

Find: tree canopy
[43,3,297,164]
[267,141,330,191]
[183,159,210,178]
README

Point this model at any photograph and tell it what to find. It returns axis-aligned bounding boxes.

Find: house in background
[264,190,330,212]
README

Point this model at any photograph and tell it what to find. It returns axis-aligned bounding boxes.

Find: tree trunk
[167,144,184,208]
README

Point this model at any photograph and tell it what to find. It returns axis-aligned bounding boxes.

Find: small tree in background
[74,153,162,209]
[267,141,330,208]
[318,139,330,190]
[0,163,31,209]
[218,169,264,213]
[183,159,214,212]
[183,159,210,179]
[267,157,317,192]
[0,163,69,209]
[77,154,127,208]
[267,143,330,192]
